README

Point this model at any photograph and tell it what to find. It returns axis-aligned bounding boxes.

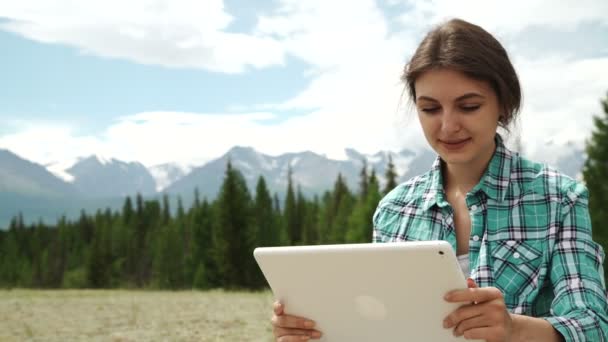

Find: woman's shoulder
[378,169,436,208]
[511,152,587,204]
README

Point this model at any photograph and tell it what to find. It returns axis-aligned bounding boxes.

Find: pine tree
[347,168,381,243]
[122,196,134,225]
[211,161,255,288]
[191,199,216,287]
[251,176,276,287]
[317,191,333,244]
[193,188,201,210]
[254,176,276,247]
[154,223,183,289]
[296,186,307,242]
[273,193,288,245]
[583,91,608,279]
[284,166,300,244]
[193,262,209,290]
[384,154,398,195]
[302,196,320,245]
[162,194,171,225]
[328,173,355,243]
[359,158,369,201]
[87,224,111,288]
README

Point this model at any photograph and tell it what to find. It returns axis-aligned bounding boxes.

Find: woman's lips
[439,138,471,151]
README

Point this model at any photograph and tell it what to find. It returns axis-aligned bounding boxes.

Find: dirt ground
[0,289,276,342]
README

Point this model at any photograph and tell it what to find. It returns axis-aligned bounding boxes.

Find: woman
[271,18,608,341]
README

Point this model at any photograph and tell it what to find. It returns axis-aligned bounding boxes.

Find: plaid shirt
[373,135,608,341]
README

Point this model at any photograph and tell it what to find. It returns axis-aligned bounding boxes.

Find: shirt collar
[421,134,512,211]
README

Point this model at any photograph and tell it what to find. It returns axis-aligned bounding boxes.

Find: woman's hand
[443,278,513,341]
[271,301,323,341]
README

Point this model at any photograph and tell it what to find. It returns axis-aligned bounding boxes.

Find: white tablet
[254,241,471,341]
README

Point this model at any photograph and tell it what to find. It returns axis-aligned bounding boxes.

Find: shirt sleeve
[372,201,387,243]
[543,182,608,341]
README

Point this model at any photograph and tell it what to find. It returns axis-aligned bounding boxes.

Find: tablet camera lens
[439,251,444,255]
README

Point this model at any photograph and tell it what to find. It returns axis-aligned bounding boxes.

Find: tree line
[1,91,607,289]
[0,157,399,290]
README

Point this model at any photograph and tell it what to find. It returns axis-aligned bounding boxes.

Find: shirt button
[513,252,521,259]
[470,205,478,211]
[472,235,480,242]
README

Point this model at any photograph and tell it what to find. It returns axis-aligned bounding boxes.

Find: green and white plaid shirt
[373,135,608,341]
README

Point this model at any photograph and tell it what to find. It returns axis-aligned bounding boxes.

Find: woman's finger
[445,286,503,304]
[444,303,484,328]
[274,327,322,339]
[272,314,316,329]
[274,301,284,315]
[452,314,491,336]
[277,335,312,342]
[460,326,500,341]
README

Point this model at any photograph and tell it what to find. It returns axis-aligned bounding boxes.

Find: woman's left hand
[443,278,513,341]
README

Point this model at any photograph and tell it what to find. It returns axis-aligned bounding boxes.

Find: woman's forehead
[415,69,494,101]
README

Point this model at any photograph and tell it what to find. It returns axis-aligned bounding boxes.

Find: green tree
[162,194,171,226]
[583,91,608,279]
[284,167,300,244]
[254,176,278,247]
[191,199,216,288]
[327,173,355,243]
[154,223,183,289]
[87,224,111,288]
[359,159,369,201]
[348,168,382,243]
[302,196,320,245]
[211,161,256,288]
[384,154,398,195]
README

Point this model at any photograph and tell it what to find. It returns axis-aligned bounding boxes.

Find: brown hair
[402,18,521,129]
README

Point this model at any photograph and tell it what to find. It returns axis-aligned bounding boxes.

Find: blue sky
[0,0,607,171]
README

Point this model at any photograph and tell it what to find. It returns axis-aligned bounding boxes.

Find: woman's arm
[543,182,608,341]
[511,314,563,341]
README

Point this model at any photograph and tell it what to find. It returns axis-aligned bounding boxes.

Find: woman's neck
[443,140,496,195]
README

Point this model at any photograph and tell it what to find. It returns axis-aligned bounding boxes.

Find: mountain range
[0,141,585,229]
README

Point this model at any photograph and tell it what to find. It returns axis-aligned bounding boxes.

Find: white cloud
[399,0,608,35]
[0,0,285,73]
[515,56,608,156]
[1,0,607,170]
[0,122,106,166]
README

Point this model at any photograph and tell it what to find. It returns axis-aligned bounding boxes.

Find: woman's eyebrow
[455,93,485,101]
[417,93,485,103]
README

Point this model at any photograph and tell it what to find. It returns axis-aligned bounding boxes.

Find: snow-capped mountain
[67,155,157,198]
[0,140,587,229]
[149,163,192,192]
[164,145,434,203]
[0,149,77,197]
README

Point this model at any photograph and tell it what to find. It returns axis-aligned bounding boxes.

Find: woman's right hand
[271,301,323,341]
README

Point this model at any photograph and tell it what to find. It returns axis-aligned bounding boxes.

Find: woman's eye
[421,107,440,113]
[461,105,480,112]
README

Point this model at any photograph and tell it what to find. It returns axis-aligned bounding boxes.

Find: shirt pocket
[489,239,544,297]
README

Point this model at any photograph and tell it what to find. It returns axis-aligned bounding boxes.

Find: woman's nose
[440,109,461,133]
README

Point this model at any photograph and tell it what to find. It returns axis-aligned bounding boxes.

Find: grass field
[0,289,276,342]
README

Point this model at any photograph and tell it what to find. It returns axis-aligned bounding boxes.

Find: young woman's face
[414,68,500,167]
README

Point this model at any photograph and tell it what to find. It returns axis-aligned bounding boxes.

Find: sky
[0,0,607,170]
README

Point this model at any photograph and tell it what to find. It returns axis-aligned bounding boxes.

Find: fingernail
[305,320,315,328]
[300,336,310,341]
[443,319,451,328]
[312,331,322,338]
[443,293,452,301]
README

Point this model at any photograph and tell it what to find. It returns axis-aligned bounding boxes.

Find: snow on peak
[45,160,76,183]
[93,154,114,165]
[149,162,193,192]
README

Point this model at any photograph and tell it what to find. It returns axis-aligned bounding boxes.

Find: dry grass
[0,289,276,342]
